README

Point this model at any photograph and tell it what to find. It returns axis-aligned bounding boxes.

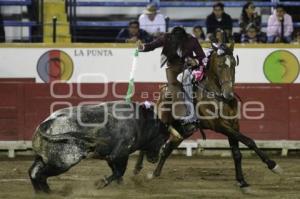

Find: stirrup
[179,121,197,137]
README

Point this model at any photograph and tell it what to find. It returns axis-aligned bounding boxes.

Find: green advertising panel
[263,50,300,83]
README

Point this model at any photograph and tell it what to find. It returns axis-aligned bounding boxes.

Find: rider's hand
[126,37,138,43]
[192,67,204,82]
[136,40,144,51]
[186,57,198,67]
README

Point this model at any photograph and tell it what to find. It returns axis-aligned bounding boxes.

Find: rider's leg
[165,64,196,134]
[166,64,187,118]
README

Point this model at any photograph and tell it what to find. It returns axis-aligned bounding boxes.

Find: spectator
[192,26,205,42]
[138,4,166,37]
[213,28,229,44]
[293,31,300,44]
[116,20,152,43]
[0,10,5,42]
[267,4,293,43]
[241,24,265,43]
[239,1,261,34]
[206,2,233,39]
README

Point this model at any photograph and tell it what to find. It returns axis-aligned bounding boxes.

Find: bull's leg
[96,157,129,189]
[224,129,281,174]
[133,151,145,175]
[228,138,249,188]
[29,155,71,194]
[153,139,182,177]
[106,138,129,162]
[28,156,50,193]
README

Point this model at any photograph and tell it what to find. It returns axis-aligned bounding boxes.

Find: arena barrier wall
[0,43,299,157]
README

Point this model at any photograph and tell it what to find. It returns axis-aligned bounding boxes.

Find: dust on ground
[0,155,299,199]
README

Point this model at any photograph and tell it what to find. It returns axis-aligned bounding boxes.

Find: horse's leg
[225,129,281,173]
[228,137,249,188]
[153,139,182,177]
[133,151,145,175]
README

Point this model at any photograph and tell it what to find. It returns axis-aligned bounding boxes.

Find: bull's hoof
[271,164,283,175]
[94,177,109,189]
[116,177,123,185]
[133,168,142,176]
[105,154,116,162]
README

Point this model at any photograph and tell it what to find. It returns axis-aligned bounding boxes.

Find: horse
[133,42,282,192]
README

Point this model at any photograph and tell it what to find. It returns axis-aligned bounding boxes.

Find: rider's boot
[179,120,198,138]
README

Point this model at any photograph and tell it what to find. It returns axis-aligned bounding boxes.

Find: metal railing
[0,0,43,42]
[0,0,32,6]
[72,1,300,7]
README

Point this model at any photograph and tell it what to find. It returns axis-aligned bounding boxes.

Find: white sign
[0,47,299,83]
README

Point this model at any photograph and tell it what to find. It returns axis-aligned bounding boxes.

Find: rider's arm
[140,34,165,52]
[192,37,206,66]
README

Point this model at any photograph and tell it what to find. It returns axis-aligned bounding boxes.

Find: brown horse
[133,42,282,191]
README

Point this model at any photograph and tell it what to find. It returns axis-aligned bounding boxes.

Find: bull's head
[138,102,169,164]
[144,125,169,163]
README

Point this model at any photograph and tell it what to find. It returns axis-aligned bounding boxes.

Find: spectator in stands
[192,26,205,42]
[211,28,228,44]
[267,4,293,43]
[116,20,152,43]
[293,31,300,44]
[138,4,166,37]
[239,1,261,34]
[206,2,233,40]
[241,24,265,43]
[0,10,5,42]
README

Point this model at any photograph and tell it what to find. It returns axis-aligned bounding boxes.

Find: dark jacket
[116,28,153,43]
[239,14,261,33]
[206,13,233,34]
[0,12,5,42]
[142,33,206,66]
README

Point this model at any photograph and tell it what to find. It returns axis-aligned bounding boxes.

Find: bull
[28,101,169,193]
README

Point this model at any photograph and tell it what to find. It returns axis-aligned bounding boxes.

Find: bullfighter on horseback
[138,26,207,136]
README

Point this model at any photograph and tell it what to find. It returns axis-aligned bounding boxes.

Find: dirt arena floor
[0,155,299,199]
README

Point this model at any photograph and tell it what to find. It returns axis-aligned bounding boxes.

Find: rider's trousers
[165,64,188,120]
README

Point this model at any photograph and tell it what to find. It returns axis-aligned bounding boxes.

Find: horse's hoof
[95,178,109,189]
[271,164,283,175]
[240,186,253,194]
[146,172,154,180]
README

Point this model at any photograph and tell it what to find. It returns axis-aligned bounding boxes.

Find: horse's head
[208,41,237,100]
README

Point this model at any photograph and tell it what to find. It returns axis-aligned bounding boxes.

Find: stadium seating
[0,0,300,42]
